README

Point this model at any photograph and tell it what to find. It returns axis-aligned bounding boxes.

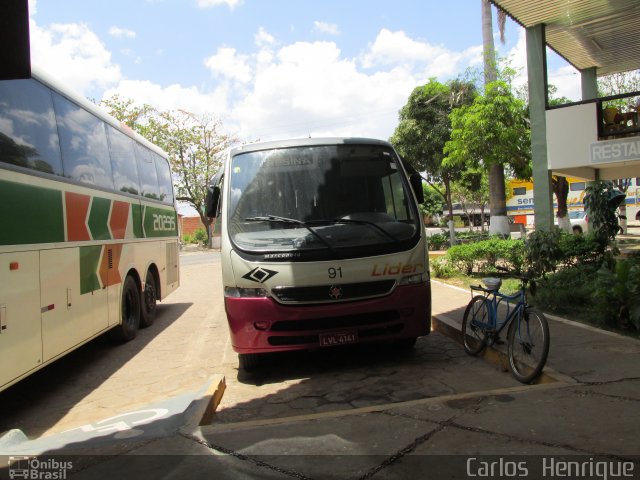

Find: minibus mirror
[410,173,425,204]
[205,169,224,218]
[205,185,220,218]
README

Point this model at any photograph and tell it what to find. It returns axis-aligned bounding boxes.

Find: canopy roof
[490,0,640,76]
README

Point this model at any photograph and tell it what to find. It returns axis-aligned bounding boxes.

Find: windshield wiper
[244,215,339,257]
[308,218,400,245]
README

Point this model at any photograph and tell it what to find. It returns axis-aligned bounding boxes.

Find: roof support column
[580,67,598,100]
[526,23,553,231]
[0,0,30,80]
[581,67,600,184]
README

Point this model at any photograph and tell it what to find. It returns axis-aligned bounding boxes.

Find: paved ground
[0,253,521,440]
[0,255,229,439]
[1,251,640,479]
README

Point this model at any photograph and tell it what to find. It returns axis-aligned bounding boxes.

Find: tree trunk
[482,0,497,86]
[444,176,457,246]
[618,204,628,234]
[198,213,213,249]
[487,163,509,236]
[482,0,510,236]
[553,176,571,232]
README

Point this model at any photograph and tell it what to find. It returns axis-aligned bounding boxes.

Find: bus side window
[0,78,63,175]
[106,126,140,196]
[135,144,160,200]
[153,153,174,204]
[53,92,114,190]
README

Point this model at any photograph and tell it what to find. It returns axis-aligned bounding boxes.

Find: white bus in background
[206,138,432,370]
[0,67,180,392]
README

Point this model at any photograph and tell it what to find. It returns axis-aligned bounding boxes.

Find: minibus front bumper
[224,282,431,354]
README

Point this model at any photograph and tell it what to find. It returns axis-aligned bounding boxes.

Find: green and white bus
[0,67,180,392]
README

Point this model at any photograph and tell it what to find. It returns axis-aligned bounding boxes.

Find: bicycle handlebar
[494,266,536,284]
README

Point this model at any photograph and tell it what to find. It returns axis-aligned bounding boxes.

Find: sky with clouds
[27,0,582,143]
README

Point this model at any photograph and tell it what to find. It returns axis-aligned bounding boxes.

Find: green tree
[100,96,236,245]
[443,80,532,232]
[420,183,445,224]
[153,110,235,243]
[552,175,571,232]
[390,78,477,244]
[100,94,156,137]
[598,70,640,99]
[584,181,624,249]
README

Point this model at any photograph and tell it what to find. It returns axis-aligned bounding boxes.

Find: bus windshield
[227,144,419,255]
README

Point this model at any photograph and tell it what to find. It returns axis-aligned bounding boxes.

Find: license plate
[319,331,358,347]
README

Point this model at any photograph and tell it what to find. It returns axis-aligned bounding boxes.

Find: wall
[179,216,204,237]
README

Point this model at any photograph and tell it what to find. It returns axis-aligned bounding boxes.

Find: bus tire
[395,337,417,349]
[239,353,260,372]
[140,269,158,328]
[112,275,141,342]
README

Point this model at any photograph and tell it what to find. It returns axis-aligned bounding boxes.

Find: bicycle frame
[469,284,526,336]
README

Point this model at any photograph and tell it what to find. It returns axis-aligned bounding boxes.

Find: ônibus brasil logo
[8,457,73,479]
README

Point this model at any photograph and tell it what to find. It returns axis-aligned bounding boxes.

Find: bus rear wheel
[111,275,141,342]
[140,270,158,328]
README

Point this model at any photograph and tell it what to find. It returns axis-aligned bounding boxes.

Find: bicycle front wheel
[462,295,490,355]
[507,307,550,384]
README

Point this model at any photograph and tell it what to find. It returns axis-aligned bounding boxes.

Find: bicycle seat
[482,277,502,291]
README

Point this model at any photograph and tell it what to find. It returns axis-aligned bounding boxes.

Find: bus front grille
[271,280,396,305]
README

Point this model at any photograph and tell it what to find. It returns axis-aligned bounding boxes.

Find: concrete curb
[0,428,29,450]
[432,313,566,385]
[180,374,226,433]
[199,379,564,435]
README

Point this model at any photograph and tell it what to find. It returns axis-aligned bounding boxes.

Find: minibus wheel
[239,353,260,371]
[395,337,417,349]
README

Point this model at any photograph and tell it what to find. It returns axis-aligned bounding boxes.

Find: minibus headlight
[399,272,428,286]
[224,287,269,298]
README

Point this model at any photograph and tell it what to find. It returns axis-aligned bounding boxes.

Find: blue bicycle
[462,268,550,384]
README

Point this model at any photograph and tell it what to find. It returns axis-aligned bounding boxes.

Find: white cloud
[196,0,243,9]
[230,40,419,141]
[548,65,581,101]
[28,6,487,145]
[313,21,340,36]
[361,28,482,79]
[363,29,449,67]
[254,27,275,47]
[204,47,253,84]
[109,25,136,39]
[30,20,122,96]
[103,80,230,117]
[222,29,488,141]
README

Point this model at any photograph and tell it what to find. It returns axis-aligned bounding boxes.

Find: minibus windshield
[227,144,419,254]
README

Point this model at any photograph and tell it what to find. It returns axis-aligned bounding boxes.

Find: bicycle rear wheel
[507,307,550,383]
[462,295,490,355]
